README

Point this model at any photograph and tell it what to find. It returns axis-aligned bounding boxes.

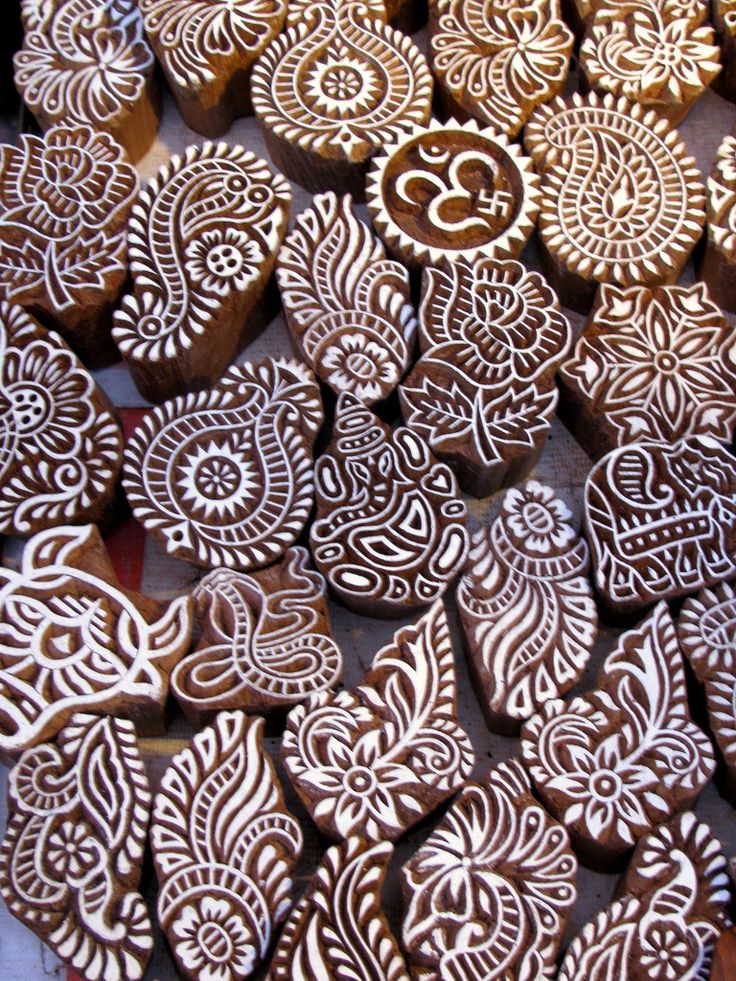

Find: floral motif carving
[0,304,123,536]
[458,482,597,732]
[584,436,736,614]
[429,0,574,137]
[14,0,158,161]
[521,603,715,865]
[702,133,736,313]
[310,393,468,616]
[678,581,736,789]
[269,837,409,980]
[580,0,720,121]
[151,712,302,981]
[558,812,731,980]
[171,547,342,722]
[0,525,192,755]
[368,117,540,267]
[524,93,706,292]
[124,358,323,571]
[559,283,736,458]
[399,258,570,495]
[0,714,153,979]
[282,600,475,842]
[402,759,578,979]
[0,124,138,362]
[113,142,291,402]
[277,192,416,405]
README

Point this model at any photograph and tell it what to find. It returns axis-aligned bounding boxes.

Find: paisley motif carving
[123,358,324,571]
[310,392,468,616]
[0,524,192,755]
[140,0,287,135]
[14,0,159,162]
[268,837,410,980]
[0,303,123,536]
[429,0,574,137]
[276,192,417,405]
[457,482,597,732]
[113,142,291,403]
[367,117,540,267]
[250,0,432,191]
[524,93,706,294]
[678,581,736,792]
[0,714,153,980]
[521,603,716,865]
[584,435,736,614]
[399,258,570,495]
[0,123,138,363]
[559,283,736,458]
[580,0,720,122]
[282,600,475,842]
[402,759,578,979]
[558,812,731,980]
[171,547,343,722]
[151,712,302,981]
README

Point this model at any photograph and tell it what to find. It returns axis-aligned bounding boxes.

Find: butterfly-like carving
[283,600,475,842]
[0,713,153,980]
[151,712,303,981]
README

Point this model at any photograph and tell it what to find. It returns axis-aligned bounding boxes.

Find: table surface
[1,24,736,980]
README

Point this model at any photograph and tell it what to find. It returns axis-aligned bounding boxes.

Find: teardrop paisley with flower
[558,812,731,980]
[269,837,410,980]
[124,358,323,571]
[277,192,416,405]
[282,600,475,842]
[114,143,291,402]
[0,714,153,980]
[399,258,571,495]
[457,482,597,731]
[151,712,302,981]
[171,547,342,721]
[402,759,578,980]
[310,392,468,616]
[521,602,715,864]
[0,303,123,536]
[524,93,706,288]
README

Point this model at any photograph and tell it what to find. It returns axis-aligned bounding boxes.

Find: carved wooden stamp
[14,0,159,163]
[457,482,597,734]
[524,93,706,312]
[714,0,736,101]
[171,547,343,724]
[277,192,417,406]
[0,714,153,980]
[402,759,578,979]
[367,117,540,268]
[558,812,731,979]
[140,0,288,136]
[282,600,475,842]
[429,0,574,137]
[310,393,468,617]
[250,0,433,197]
[269,837,409,979]
[113,143,291,403]
[0,524,192,756]
[580,1,720,124]
[0,303,123,537]
[0,124,138,365]
[151,712,302,981]
[521,603,715,867]
[399,258,570,496]
[700,131,736,313]
[558,283,736,460]
[124,358,323,571]
[584,436,736,615]
[678,581,736,799]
